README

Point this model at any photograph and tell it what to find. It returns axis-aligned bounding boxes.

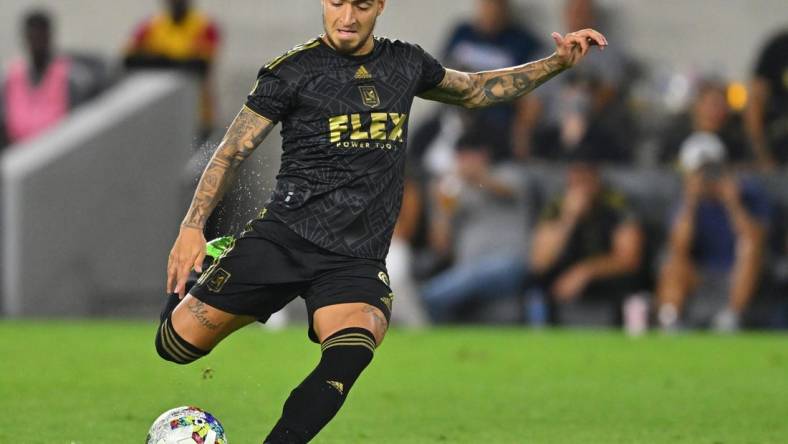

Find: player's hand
[551,29,608,68]
[456,152,489,184]
[552,265,591,302]
[561,186,592,223]
[167,226,207,299]
[684,172,705,206]
[715,174,741,207]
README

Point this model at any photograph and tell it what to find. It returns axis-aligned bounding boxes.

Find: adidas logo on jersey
[354,65,372,80]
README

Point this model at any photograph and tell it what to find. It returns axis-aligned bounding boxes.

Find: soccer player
[158,1,607,442]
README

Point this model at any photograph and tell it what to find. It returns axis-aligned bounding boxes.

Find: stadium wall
[1,0,786,126]
[1,72,197,317]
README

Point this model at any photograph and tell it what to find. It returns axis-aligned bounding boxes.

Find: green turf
[1,322,786,443]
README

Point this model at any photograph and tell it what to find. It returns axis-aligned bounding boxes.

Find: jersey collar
[317,34,380,62]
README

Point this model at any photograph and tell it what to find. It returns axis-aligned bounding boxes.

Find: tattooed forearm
[182,107,274,229]
[420,53,568,109]
[187,300,225,331]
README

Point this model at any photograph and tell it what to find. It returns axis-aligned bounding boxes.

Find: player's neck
[321,34,375,57]
[353,37,375,56]
[169,6,189,24]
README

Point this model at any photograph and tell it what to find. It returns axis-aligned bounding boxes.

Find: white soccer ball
[146,406,228,444]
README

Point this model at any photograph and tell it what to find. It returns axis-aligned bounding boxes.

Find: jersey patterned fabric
[245,36,445,259]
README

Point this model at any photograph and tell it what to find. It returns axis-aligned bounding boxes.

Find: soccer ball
[146,406,228,444]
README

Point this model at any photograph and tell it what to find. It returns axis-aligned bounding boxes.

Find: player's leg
[312,301,388,344]
[155,225,301,364]
[422,253,527,321]
[264,302,388,444]
[155,294,255,364]
[656,254,699,328]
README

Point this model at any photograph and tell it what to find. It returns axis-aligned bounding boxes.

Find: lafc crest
[359,86,380,108]
[206,268,231,293]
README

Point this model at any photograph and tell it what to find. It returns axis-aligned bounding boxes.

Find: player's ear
[377,0,386,16]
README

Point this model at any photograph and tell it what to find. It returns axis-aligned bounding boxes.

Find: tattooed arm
[420,56,567,109]
[420,29,608,109]
[181,107,274,229]
[167,106,275,297]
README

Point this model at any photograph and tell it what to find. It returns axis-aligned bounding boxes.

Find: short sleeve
[740,180,773,225]
[605,192,638,225]
[442,23,472,61]
[753,33,788,78]
[415,45,446,95]
[126,19,152,53]
[512,27,543,64]
[442,24,465,59]
[494,164,526,193]
[539,198,562,222]
[245,68,297,123]
[199,22,221,60]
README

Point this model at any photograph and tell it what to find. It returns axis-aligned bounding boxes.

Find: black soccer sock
[264,327,376,444]
[155,315,209,365]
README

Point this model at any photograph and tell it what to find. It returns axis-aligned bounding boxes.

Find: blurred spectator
[444,0,541,71]
[745,29,788,169]
[386,172,429,327]
[416,0,543,165]
[526,0,633,163]
[421,126,532,322]
[1,10,94,148]
[124,0,221,140]
[410,106,475,178]
[530,151,644,325]
[659,79,749,166]
[656,137,772,332]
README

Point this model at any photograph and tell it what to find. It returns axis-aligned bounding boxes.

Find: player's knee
[154,316,210,365]
[359,305,389,346]
[369,317,388,346]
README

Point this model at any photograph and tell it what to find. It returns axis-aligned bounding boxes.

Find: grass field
[1,322,786,443]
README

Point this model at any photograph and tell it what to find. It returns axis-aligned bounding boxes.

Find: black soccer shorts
[189,217,393,343]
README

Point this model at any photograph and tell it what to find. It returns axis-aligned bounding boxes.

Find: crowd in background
[395,0,788,332]
[0,0,218,148]
[1,0,787,331]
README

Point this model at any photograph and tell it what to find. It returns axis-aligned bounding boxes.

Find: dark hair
[23,9,52,31]
[695,78,726,98]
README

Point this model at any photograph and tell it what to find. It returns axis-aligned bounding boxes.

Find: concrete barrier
[2,72,197,317]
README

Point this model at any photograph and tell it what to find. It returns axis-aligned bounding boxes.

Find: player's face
[693,88,729,132]
[477,0,509,35]
[25,23,51,59]
[166,0,190,18]
[321,0,385,55]
[565,0,595,30]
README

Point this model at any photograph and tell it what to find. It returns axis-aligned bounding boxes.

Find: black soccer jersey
[245,36,446,259]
